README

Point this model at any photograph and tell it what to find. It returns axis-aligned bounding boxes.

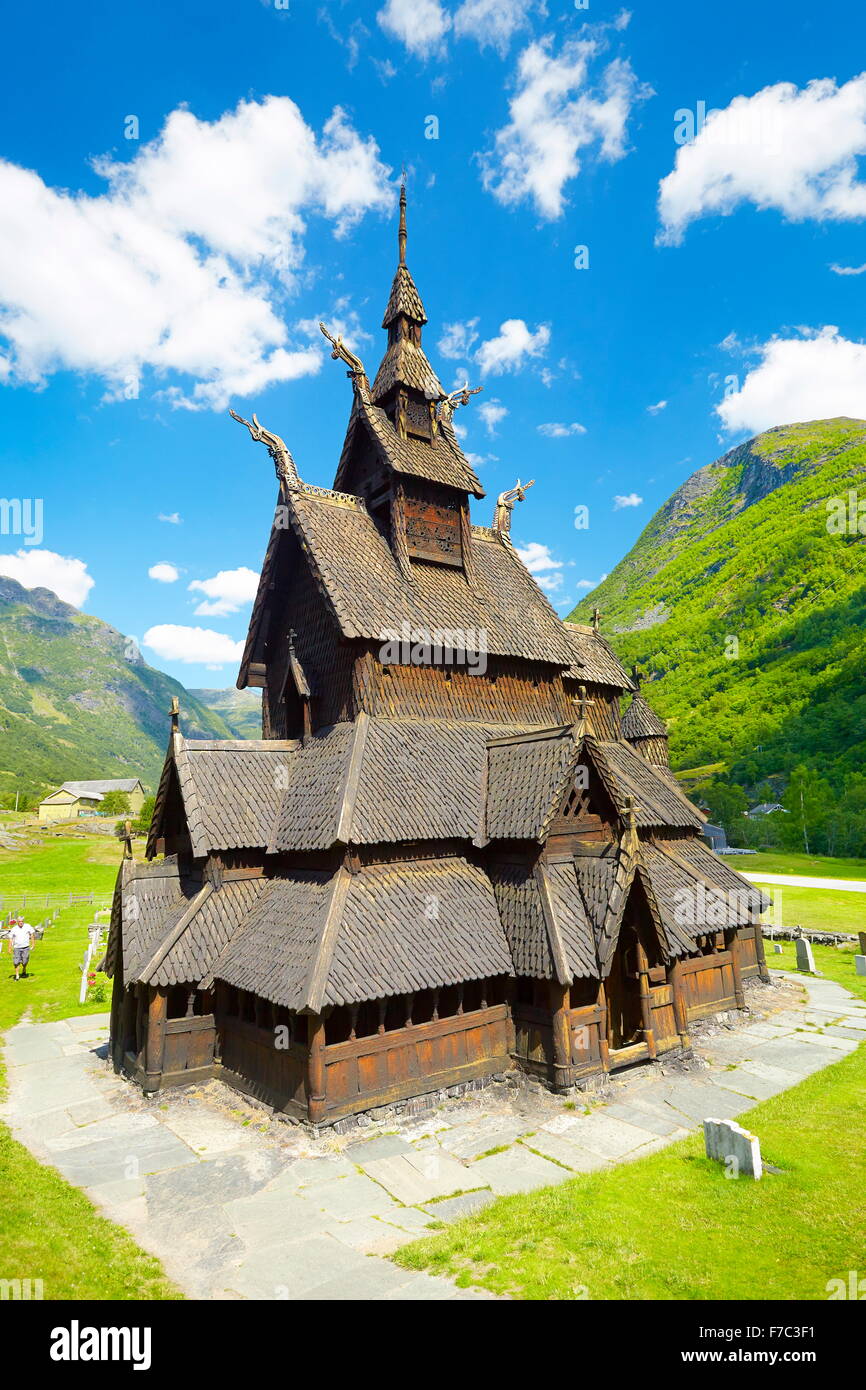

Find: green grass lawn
[0,832,180,1300]
[768,939,866,1003]
[394,1035,866,1301]
[760,885,865,935]
[734,850,866,880]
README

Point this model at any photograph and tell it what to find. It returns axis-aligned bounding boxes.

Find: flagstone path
[2,971,863,1301]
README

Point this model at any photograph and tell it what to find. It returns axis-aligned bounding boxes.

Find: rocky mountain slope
[570,418,866,793]
[0,578,234,800]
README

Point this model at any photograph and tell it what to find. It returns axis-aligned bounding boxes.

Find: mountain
[189,687,262,739]
[0,578,235,801]
[569,418,866,800]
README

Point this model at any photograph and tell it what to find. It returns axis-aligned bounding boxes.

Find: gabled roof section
[594,740,703,831]
[484,725,581,842]
[334,379,484,496]
[105,856,204,982]
[210,856,512,1011]
[269,717,532,853]
[274,484,575,664]
[148,733,298,859]
[622,692,668,740]
[562,623,635,690]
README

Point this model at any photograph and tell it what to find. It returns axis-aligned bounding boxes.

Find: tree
[100,791,131,817]
[133,796,155,834]
[694,780,749,838]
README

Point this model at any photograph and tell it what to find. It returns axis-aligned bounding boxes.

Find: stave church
[107,188,768,1127]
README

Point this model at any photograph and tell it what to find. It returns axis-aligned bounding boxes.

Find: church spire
[373,182,443,417]
[398,179,407,266]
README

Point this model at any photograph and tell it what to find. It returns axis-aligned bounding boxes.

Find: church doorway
[605,926,644,1051]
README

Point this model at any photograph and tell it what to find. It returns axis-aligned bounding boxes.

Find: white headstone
[703,1117,762,1179]
[795,936,816,973]
[855,955,866,978]
[772,943,783,954]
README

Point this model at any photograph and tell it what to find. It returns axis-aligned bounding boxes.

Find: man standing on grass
[8,916,35,980]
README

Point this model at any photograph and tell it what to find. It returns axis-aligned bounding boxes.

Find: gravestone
[858,931,866,955]
[703,1117,762,1179]
[772,943,783,954]
[855,955,866,978]
[795,936,817,973]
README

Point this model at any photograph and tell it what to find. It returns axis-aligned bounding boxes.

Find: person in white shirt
[7,917,35,980]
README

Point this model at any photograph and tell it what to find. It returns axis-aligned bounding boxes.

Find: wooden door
[606,928,643,1050]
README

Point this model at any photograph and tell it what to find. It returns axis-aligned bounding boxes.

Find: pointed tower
[622,668,671,767]
[371,183,445,438]
[329,184,485,578]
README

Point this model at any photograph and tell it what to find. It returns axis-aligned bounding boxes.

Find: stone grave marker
[772,943,783,954]
[858,931,866,955]
[855,955,866,978]
[703,1117,762,1179]
[795,936,817,974]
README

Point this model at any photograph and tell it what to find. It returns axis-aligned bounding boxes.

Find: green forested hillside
[188,686,262,739]
[0,578,234,802]
[570,418,866,853]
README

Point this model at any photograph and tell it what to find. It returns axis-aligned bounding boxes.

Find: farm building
[106,189,769,1127]
[38,778,145,824]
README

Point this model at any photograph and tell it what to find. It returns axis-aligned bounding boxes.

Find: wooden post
[728,931,745,1009]
[754,924,770,983]
[669,958,690,1049]
[549,981,571,1085]
[306,1013,327,1126]
[145,986,168,1083]
[596,981,611,1073]
[635,941,658,1060]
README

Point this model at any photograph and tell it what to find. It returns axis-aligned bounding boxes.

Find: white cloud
[0,549,94,607]
[148,562,180,583]
[575,578,596,589]
[476,318,550,375]
[716,325,866,434]
[0,97,392,409]
[464,451,498,468]
[537,421,586,437]
[515,540,563,593]
[438,319,480,359]
[647,399,667,414]
[377,0,451,56]
[188,566,259,617]
[453,0,534,55]
[658,75,866,245]
[158,512,182,525]
[482,36,650,218]
[478,398,508,435]
[613,492,643,509]
[143,624,245,667]
[829,261,866,275]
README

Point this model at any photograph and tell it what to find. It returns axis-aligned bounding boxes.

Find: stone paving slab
[2,976,861,1301]
[470,1144,573,1194]
[361,1151,473,1205]
[520,1130,609,1172]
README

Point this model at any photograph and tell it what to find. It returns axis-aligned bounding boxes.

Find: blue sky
[2,0,866,688]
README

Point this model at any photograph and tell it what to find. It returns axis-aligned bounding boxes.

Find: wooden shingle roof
[334,382,485,496]
[485,726,581,841]
[209,857,512,1011]
[148,735,297,859]
[562,623,635,690]
[382,263,427,327]
[281,486,575,664]
[622,692,668,740]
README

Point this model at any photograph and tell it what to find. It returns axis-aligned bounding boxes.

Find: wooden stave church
[106,189,769,1127]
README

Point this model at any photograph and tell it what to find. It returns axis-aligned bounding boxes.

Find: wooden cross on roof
[170,696,180,733]
[592,606,601,631]
[570,683,595,733]
[121,819,134,861]
[631,663,642,690]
